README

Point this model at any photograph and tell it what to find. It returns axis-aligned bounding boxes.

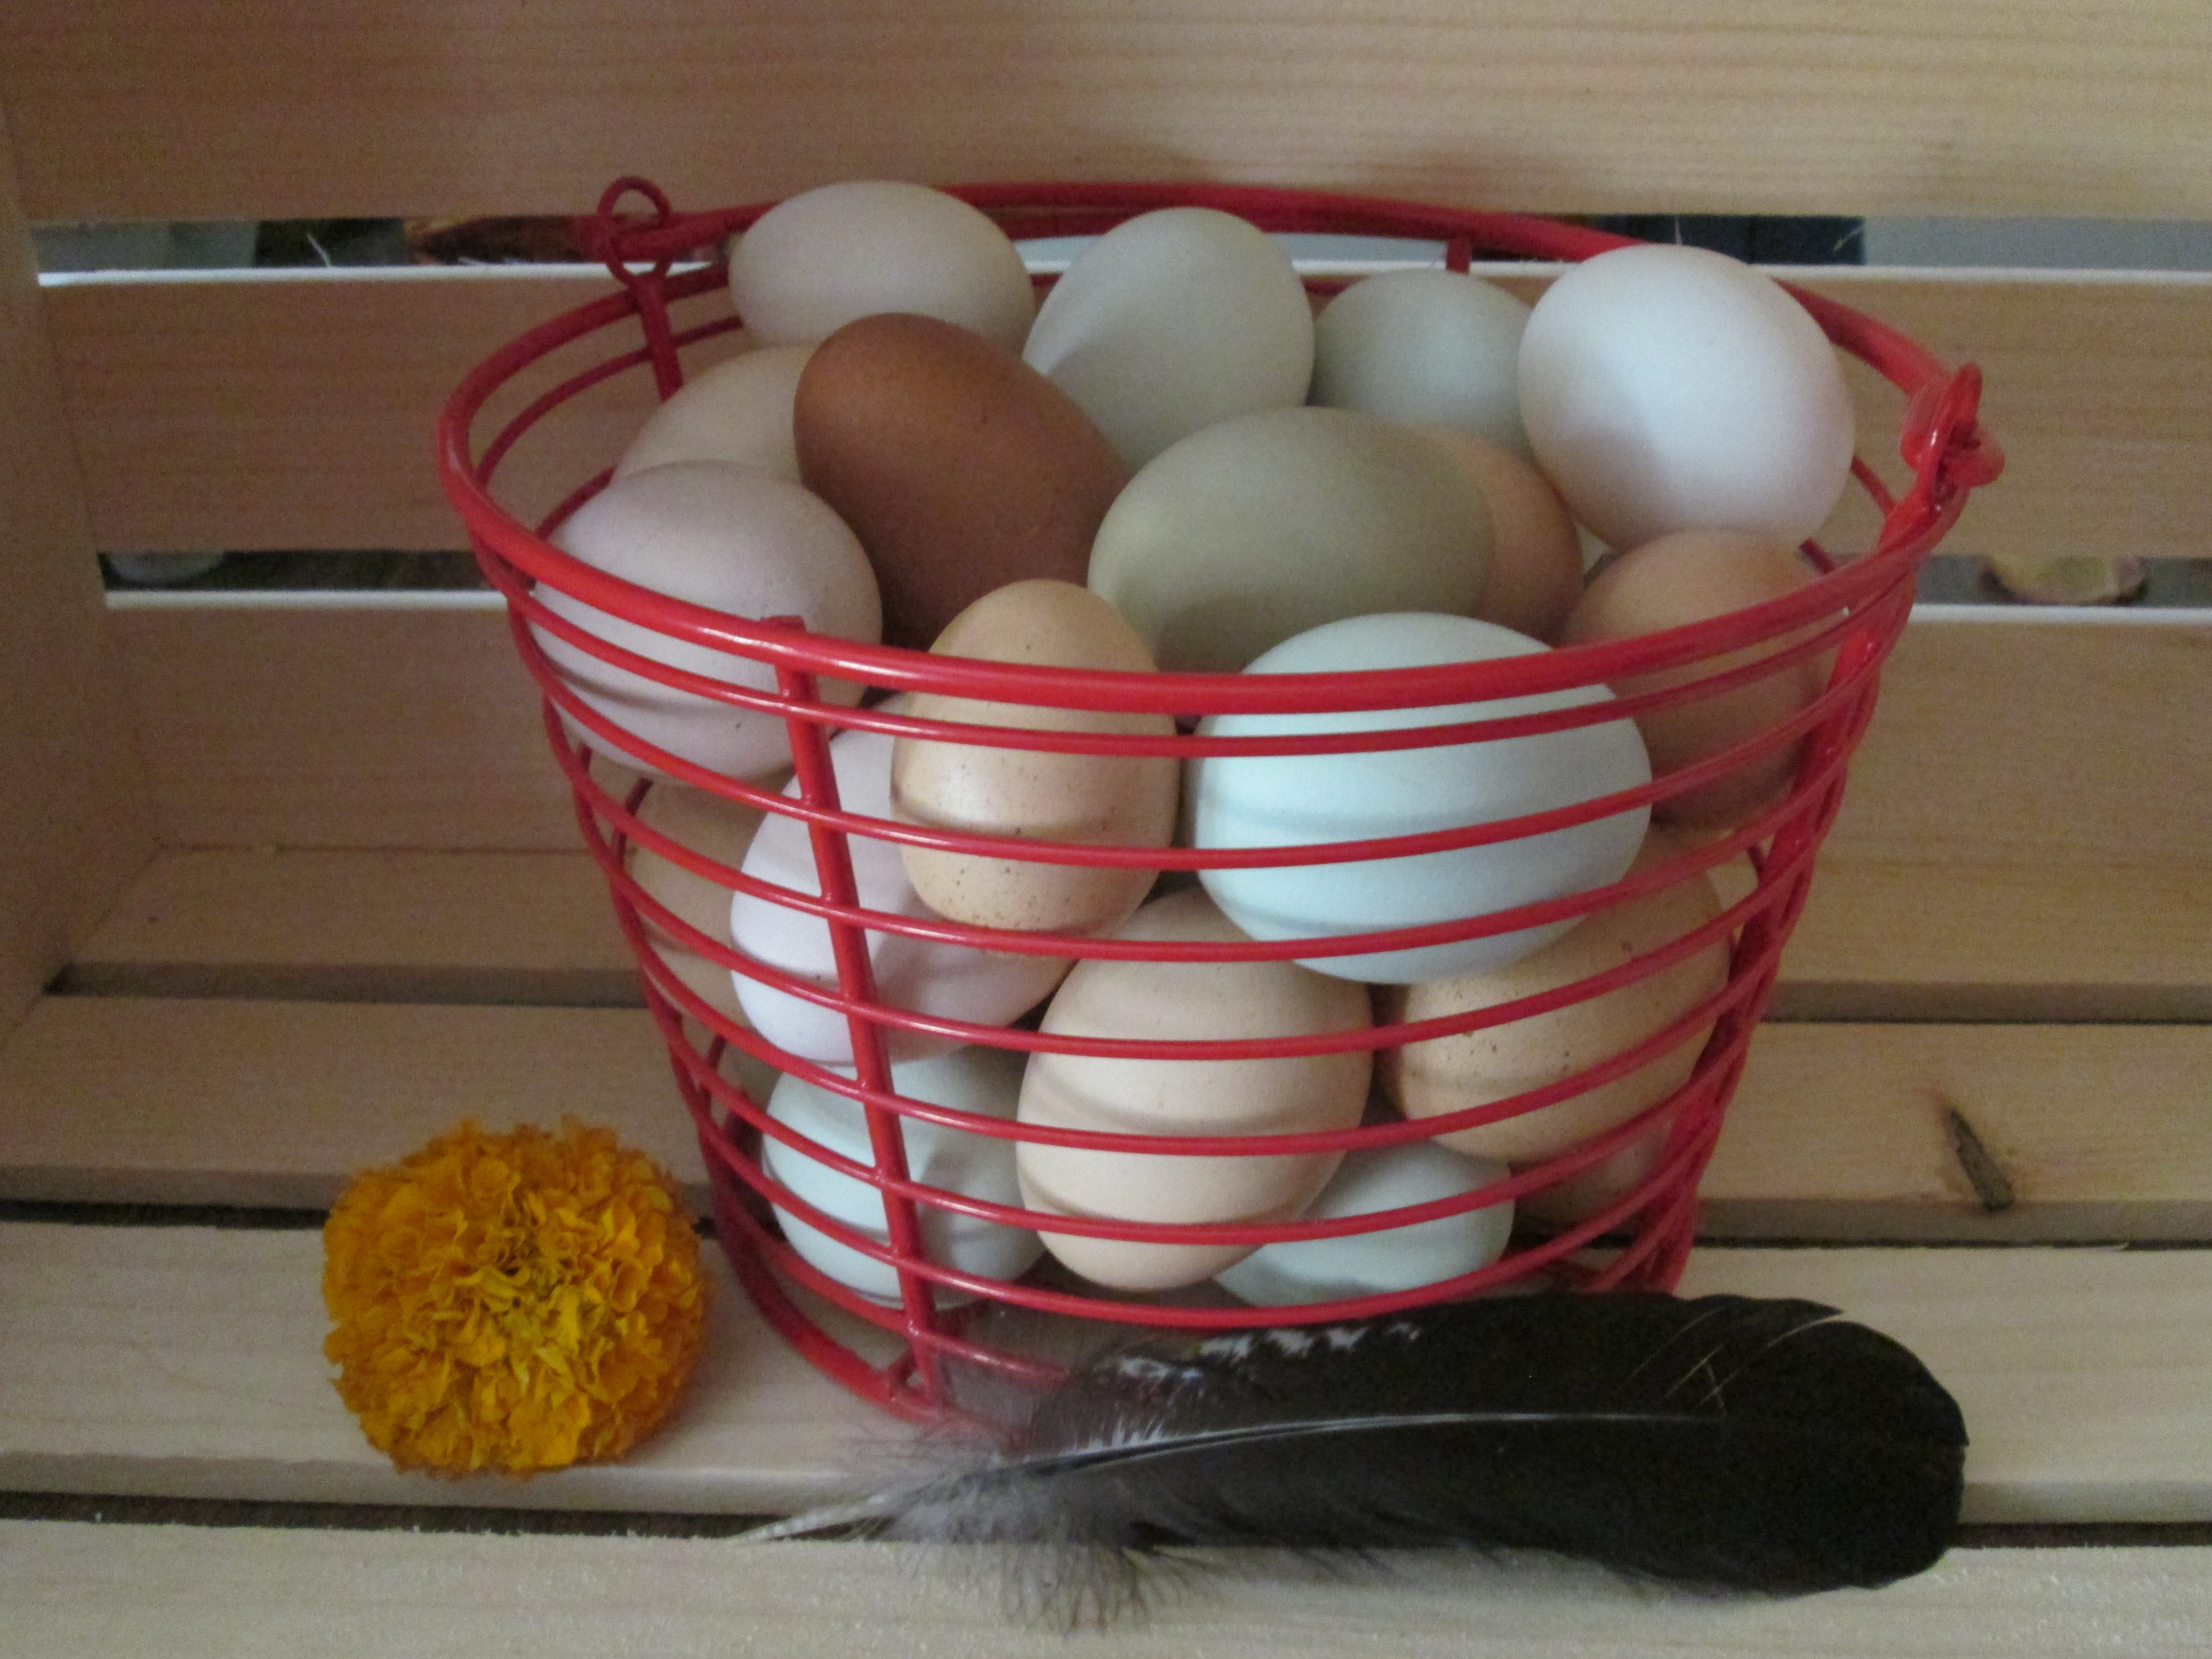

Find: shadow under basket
[436,180,2001,1423]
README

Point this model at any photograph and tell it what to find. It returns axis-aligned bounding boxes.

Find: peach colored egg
[1514,1126,1670,1231]
[614,346,810,481]
[1380,830,1727,1164]
[1414,425,1585,642]
[728,716,1072,1068]
[796,313,1129,650]
[1016,888,1371,1291]
[1561,529,1836,829]
[891,582,1178,937]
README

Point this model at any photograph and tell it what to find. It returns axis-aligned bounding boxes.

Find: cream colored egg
[1016,887,1371,1291]
[729,717,1073,1067]
[1024,207,1314,471]
[625,779,773,1025]
[1414,426,1584,643]
[727,180,1035,351]
[1312,268,1533,458]
[1380,830,1727,1163]
[892,582,1178,936]
[1088,407,1494,673]
[614,346,810,481]
[537,461,880,780]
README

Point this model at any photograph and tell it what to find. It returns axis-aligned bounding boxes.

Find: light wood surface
[6,1,2212,221]
[2,1224,2205,1525]
[0,97,154,1032]
[9,1524,2212,1659]
[41,267,2212,567]
[3,995,2206,1239]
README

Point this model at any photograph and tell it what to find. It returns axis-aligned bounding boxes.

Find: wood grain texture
[1,1224,2205,1523]
[40,267,2212,566]
[5,0,2212,221]
[2,996,2206,1239]
[0,99,156,1031]
[10,1526,2212,1659]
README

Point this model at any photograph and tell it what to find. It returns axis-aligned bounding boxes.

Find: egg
[1515,1127,1670,1231]
[614,345,810,480]
[1023,206,1314,471]
[1381,829,1728,1163]
[1016,887,1371,1291]
[1414,426,1584,642]
[726,180,1035,351]
[1191,613,1652,984]
[1517,243,1855,552]
[625,778,772,1025]
[1561,529,1835,829]
[891,581,1178,935]
[1087,407,1494,673]
[795,313,1129,649]
[1310,268,1533,458]
[729,717,1073,1066]
[1214,1141,1514,1307]
[536,461,881,780]
[760,1046,1043,1306]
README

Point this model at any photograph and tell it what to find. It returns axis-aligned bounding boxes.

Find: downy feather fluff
[752,1293,1966,1621]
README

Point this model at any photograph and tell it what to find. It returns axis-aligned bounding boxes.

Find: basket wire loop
[436,179,2003,1422]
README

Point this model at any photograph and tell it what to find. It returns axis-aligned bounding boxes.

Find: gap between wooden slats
[5,0,2211,220]
[40,266,2212,565]
[0,996,2206,1240]
[7,1525,2211,1659]
[0,1225,2204,1525]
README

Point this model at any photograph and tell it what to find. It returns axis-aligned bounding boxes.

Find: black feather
[753,1293,1967,1620]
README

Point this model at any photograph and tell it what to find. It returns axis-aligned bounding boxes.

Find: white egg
[1311,269,1534,459]
[1023,207,1313,471]
[727,180,1035,351]
[729,720,1073,1066]
[1191,613,1651,984]
[536,461,880,781]
[760,1046,1042,1305]
[1214,1141,1514,1306]
[1087,407,1494,674]
[1517,243,1855,552]
[614,346,810,480]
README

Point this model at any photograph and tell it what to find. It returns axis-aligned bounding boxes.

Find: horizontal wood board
[40,268,2212,565]
[8,1524,2212,1659]
[1,1224,2206,1525]
[7,1,2212,221]
[1,996,2205,1240]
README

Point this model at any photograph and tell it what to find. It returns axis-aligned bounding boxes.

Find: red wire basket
[437,180,2001,1424]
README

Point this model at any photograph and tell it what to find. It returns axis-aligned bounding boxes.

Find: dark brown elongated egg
[794,312,1130,649]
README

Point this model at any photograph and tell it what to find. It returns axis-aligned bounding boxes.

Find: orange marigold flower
[322,1120,708,1478]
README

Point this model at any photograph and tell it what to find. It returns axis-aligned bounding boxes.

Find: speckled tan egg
[795,313,1129,650]
[1380,830,1728,1164]
[1561,529,1835,830]
[892,581,1177,937]
[1412,425,1585,643]
[1016,887,1371,1291]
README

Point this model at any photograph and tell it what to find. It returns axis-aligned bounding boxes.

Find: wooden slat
[4,996,2208,1241]
[9,1528,2212,1659]
[1,1225,2205,1523]
[42,267,2212,567]
[6,2,2212,221]
[0,93,156,1031]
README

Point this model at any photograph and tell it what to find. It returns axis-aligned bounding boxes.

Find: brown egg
[1379,830,1728,1164]
[1561,529,1835,830]
[892,581,1178,935]
[1414,426,1585,642]
[794,313,1130,649]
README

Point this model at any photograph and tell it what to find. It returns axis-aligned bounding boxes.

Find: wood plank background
[5,0,2211,222]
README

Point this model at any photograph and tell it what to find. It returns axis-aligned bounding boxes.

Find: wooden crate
[3,4,2210,1651]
